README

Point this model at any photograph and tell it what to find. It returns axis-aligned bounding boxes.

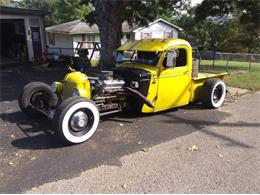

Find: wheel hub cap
[70,111,88,131]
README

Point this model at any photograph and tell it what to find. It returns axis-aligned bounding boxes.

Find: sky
[191,0,203,7]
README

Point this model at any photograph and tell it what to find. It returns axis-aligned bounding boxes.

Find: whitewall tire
[202,79,226,109]
[52,97,100,144]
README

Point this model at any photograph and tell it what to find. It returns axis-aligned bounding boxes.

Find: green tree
[54,0,91,24]
[18,0,58,26]
[0,0,12,6]
[195,0,260,53]
[83,0,190,70]
[17,0,91,26]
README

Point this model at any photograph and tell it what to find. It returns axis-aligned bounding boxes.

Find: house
[0,6,49,65]
[45,18,183,57]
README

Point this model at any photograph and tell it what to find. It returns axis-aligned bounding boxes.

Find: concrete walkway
[26,92,260,193]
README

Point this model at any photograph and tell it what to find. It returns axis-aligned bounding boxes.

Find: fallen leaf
[138,141,142,145]
[188,145,198,152]
[8,162,14,165]
[15,153,22,157]
[121,184,127,189]
[31,157,36,160]
[119,123,124,127]
[10,134,15,139]
[218,154,223,158]
[142,148,149,152]
[215,145,220,148]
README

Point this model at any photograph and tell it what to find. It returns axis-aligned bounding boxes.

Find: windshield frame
[116,50,162,66]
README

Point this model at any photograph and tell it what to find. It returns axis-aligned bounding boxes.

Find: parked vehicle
[19,39,227,144]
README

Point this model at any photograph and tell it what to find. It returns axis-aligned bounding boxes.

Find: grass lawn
[224,71,260,91]
[199,59,260,91]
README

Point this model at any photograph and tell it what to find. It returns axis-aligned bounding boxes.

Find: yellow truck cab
[115,38,227,113]
[19,38,227,145]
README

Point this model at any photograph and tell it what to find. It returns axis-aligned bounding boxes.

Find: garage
[1,19,28,64]
[0,6,49,66]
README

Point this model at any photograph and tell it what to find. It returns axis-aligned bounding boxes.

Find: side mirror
[165,51,176,68]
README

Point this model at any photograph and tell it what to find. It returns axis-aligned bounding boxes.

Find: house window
[126,33,131,40]
[87,34,95,42]
[142,32,151,39]
[164,31,172,39]
[48,33,55,45]
[82,34,85,41]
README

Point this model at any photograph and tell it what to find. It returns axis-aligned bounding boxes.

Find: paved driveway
[0,65,243,193]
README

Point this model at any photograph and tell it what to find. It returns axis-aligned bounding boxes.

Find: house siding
[47,33,73,56]
[134,21,178,40]
[45,19,180,58]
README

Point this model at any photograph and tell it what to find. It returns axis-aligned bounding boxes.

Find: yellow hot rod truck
[19,39,227,144]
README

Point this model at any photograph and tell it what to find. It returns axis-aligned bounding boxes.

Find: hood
[114,63,159,78]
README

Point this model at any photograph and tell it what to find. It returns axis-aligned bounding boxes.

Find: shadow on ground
[0,65,258,193]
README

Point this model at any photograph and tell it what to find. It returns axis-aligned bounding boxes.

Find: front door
[155,47,191,111]
[31,27,42,61]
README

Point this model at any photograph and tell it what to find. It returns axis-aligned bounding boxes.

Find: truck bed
[192,72,228,81]
[190,72,228,102]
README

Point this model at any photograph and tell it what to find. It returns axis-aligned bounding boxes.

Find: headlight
[51,82,63,93]
[51,82,57,92]
[130,81,139,89]
[72,89,80,96]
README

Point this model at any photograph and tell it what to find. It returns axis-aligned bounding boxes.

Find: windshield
[116,50,161,66]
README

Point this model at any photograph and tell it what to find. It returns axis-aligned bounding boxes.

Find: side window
[48,33,55,46]
[163,48,187,68]
[176,49,187,67]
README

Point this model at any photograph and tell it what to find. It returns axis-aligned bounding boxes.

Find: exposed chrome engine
[89,71,125,94]
[100,71,125,93]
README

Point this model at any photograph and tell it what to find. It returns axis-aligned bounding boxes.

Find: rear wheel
[202,79,226,109]
[19,82,57,117]
[52,97,100,145]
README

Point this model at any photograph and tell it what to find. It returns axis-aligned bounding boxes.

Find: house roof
[45,18,182,34]
[133,18,183,32]
[46,20,139,34]
[0,6,50,16]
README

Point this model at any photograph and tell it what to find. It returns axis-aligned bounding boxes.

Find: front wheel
[19,82,57,117]
[52,97,100,145]
[202,78,226,109]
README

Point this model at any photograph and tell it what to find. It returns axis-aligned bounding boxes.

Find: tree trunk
[94,0,128,70]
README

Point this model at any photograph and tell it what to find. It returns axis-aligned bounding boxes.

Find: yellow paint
[54,38,227,114]
[62,72,91,99]
[53,82,63,93]
[154,44,192,112]
[190,72,228,102]
[118,39,227,113]
[117,38,191,52]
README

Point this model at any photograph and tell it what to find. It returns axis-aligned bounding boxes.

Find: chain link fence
[197,51,260,73]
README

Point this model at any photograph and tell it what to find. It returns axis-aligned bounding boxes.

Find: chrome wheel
[68,108,95,137]
[213,85,223,103]
[70,111,89,131]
